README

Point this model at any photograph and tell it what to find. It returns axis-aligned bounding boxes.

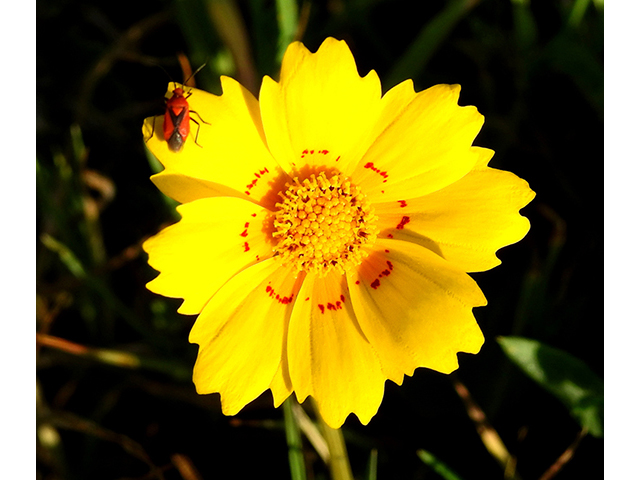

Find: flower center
[273,172,378,276]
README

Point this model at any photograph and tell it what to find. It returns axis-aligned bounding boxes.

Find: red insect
[148,64,210,152]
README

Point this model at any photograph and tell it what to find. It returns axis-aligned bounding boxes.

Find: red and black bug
[147,63,210,152]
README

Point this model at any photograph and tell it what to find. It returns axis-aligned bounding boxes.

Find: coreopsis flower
[142,37,534,428]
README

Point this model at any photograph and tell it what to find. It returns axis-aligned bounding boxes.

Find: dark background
[36,0,603,479]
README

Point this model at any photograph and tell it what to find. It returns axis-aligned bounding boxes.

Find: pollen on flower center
[273,172,378,276]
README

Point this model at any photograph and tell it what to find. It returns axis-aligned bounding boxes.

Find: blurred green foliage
[37,1,603,479]
[498,336,604,438]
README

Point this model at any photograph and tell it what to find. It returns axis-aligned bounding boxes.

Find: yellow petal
[259,38,384,176]
[375,149,535,272]
[143,197,274,315]
[287,271,392,428]
[268,359,294,409]
[189,259,301,415]
[351,84,484,203]
[348,239,486,377]
[142,77,287,208]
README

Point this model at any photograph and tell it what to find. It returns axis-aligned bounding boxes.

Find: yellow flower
[142,37,534,428]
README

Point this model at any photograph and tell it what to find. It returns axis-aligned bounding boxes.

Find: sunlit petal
[349,239,486,376]
[190,259,302,414]
[143,197,274,314]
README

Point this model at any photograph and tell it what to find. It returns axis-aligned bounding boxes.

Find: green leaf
[497,336,603,437]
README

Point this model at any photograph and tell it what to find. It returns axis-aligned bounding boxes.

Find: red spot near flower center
[369,260,395,289]
[396,216,411,229]
[244,168,270,195]
[398,200,407,208]
[301,148,330,159]
[387,234,394,238]
[251,213,257,217]
[364,162,389,180]
[355,280,360,285]
[240,221,250,238]
[317,294,346,314]
[266,285,294,304]
[243,242,250,252]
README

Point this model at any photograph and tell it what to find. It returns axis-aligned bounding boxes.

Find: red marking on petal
[355,280,360,285]
[379,269,391,277]
[243,242,250,252]
[340,294,345,302]
[335,156,341,162]
[244,222,250,228]
[240,229,248,237]
[387,234,394,238]
[363,162,389,179]
[251,213,257,217]
[387,260,394,271]
[244,168,270,195]
[327,303,336,311]
[305,297,310,301]
[384,249,390,253]
[370,278,381,289]
[266,285,294,304]
[396,216,411,229]
[398,200,407,208]
[318,304,325,314]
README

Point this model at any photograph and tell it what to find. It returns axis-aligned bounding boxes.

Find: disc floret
[273,172,378,276]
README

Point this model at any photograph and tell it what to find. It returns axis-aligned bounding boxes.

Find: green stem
[207,0,259,95]
[313,401,354,480]
[283,397,307,480]
[275,0,299,61]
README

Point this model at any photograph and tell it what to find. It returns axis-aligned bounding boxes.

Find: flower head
[142,38,534,428]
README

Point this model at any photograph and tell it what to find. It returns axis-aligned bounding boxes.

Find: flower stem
[312,401,354,480]
[283,397,307,480]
